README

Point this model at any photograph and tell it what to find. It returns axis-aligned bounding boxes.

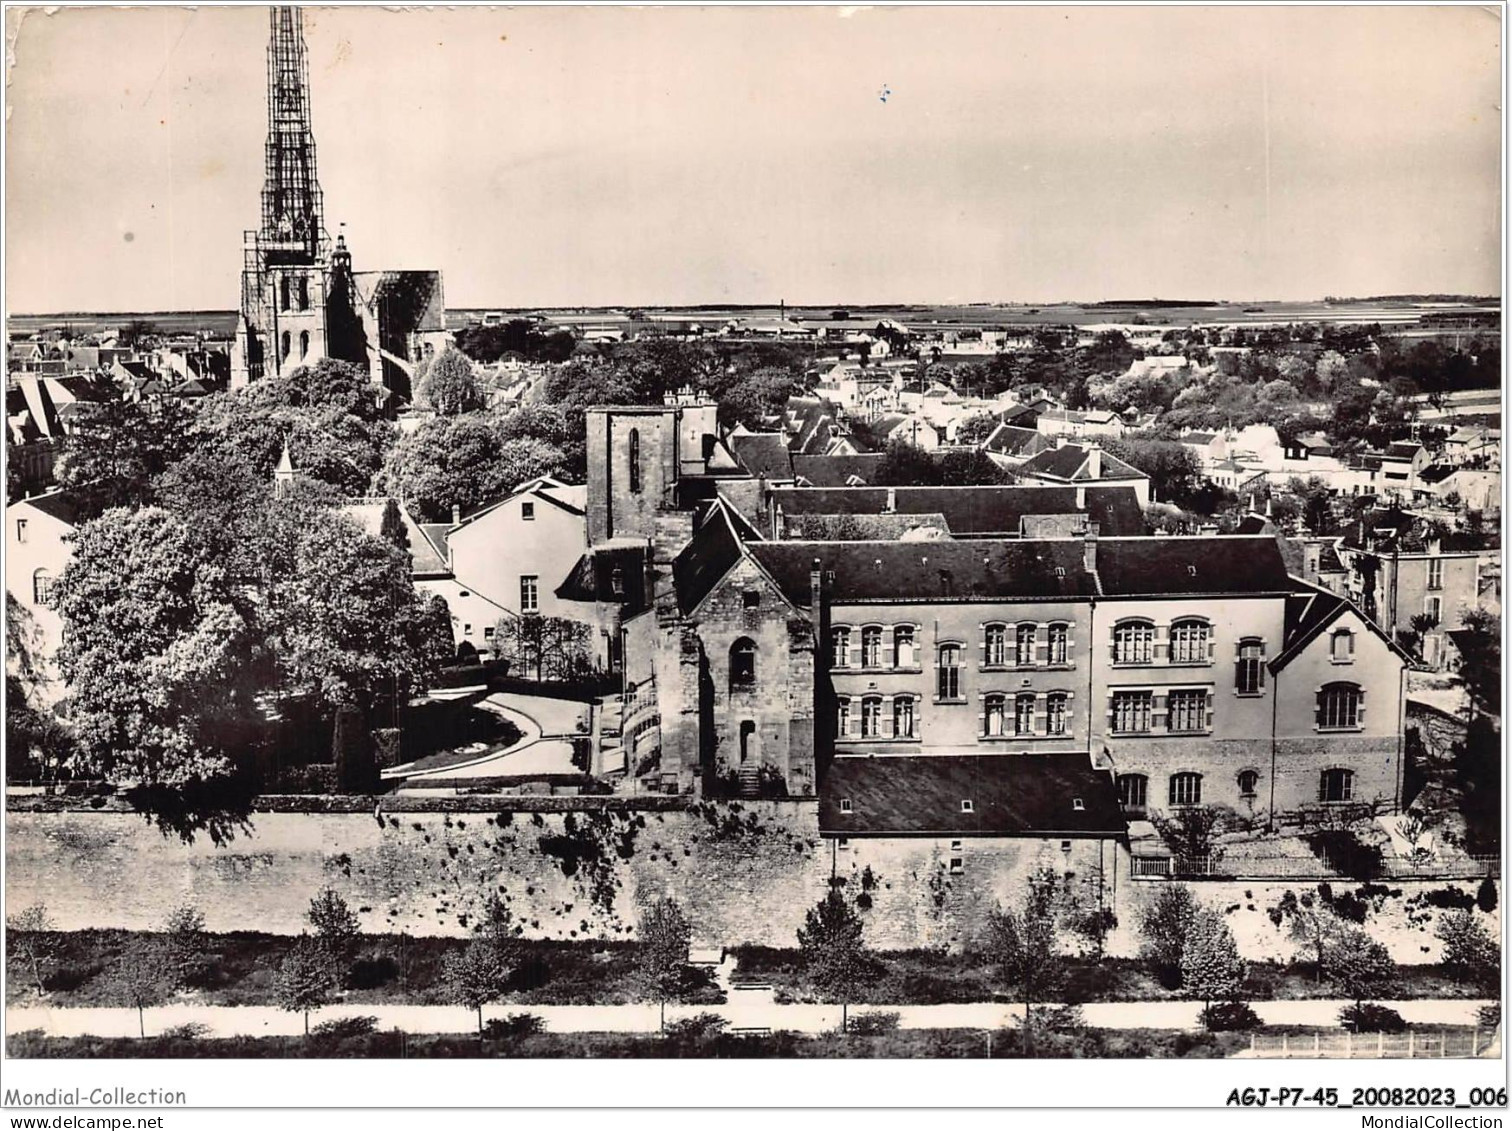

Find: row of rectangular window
[1117,767,1355,810]
[835,692,1075,740]
[1106,683,1364,735]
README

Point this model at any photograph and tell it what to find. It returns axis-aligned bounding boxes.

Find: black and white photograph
[0,0,1505,1119]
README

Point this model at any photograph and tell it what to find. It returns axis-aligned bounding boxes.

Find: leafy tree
[5,904,58,994]
[54,507,261,785]
[274,935,341,1035]
[419,349,484,416]
[1454,608,1500,719]
[443,937,516,1035]
[5,594,72,784]
[378,498,409,551]
[1181,907,1246,1011]
[955,414,1000,446]
[163,904,208,987]
[382,416,567,523]
[710,366,803,431]
[1326,927,1395,1012]
[872,438,942,487]
[475,892,520,946]
[55,391,191,521]
[307,888,360,955]
[495,403,587,481]
[636,897,692,1032]
[1435,910,1499,991]
[797,888,877,1033]
[981,867,1063,1049]
[1138,884,1197,988]
[454,319,576,364]
[1285,897,1344,983]
[938,449,1013,486]
[110,937,176,1037]
[1103,437,1204,508]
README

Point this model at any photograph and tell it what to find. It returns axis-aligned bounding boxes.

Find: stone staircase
[736,760,761,799]
[594,693,627,778]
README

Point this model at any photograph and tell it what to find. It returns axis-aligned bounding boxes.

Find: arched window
[1015,623,1037,666]
[830,627,851,669]
[1113,619,1154,664]
[1014,693,1036,736]
[280,331,291,362]
[628,428,642,495]
[1317,682,1362,730]
[1237,769,1259,799]
[299,330,310,359]
[1117,773,1148,815]
[1235,638,1265,695]
[279,275,291,311]
[296,275,309,311]
[1169,772,1203,807]
[1046,692,1069,736]
[1319,768,1354,803]
[860,626,883,669]
[892,625,916,668]
[860,696,883,738]
[730,637,756,687]
[31,568,53,607]
[983,693,1006,737]
[1047,623,1069,665]
[937,644,962,700]
[1169,618,1211,664]
[984,624,1007,666]
[1330,629,1355,663]
[892,695,916,739]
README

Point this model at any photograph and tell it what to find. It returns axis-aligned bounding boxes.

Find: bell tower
[233,6,347,386]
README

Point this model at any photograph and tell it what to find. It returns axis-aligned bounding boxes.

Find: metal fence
[1248,1027,1496,1059]
[1131,854,1500,882]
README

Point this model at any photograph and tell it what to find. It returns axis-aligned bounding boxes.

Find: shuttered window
[1015,624,1037,666]
[983,694,1006,737]
[984,624,1007,666]
[830,627,851,669]
[1235,638,1265,695]
[1047,623,1069,665]
[1111,690,1153,733]
[1046,693,1069,735]
[892,696,917,739]
[1113,621,1154,664]
[1014,693,1036,736]
[937,644,963,699]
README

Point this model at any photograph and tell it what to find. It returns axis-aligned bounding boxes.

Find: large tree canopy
[382,416,568,522]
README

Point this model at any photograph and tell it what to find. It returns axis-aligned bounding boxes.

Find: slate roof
[554,544,649,615]
[983,424,1052,459]
[13,488,83,527]
[819,754,1126,838]
[672,503,750,614]
[1019,444,1146,483]
[1271,581,1411,672]
[1094,535,1292,597]
[341,500,449,576]
[1418,465,1455,486]
[790,453,887,487]
[1385,441,1423,460]
[784,512,950,541]
[728,432,794,481]
[1181,432,1219,446]
[747,540,1097,605]
[770,484,1146,538]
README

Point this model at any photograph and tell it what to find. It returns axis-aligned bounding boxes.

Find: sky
[3,4,1502,312]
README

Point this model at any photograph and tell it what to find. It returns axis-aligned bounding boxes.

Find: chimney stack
[1084,442,1102,478]
[810,557,823,611]
[1075,484,1086,510]
[451,503,461,526]
[885,486,897,514]
[1083,522,1100,573]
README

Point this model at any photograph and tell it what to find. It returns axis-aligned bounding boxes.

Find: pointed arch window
[730,637,756,687]
[628,428,643,495]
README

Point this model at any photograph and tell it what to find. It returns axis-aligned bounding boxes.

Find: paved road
[6,998,1493,1041]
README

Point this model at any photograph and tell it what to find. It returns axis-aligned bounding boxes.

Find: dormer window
[1330,629,1355,664]
[960,799,974,813]
[839,798,853,814]
[521,501,535,521]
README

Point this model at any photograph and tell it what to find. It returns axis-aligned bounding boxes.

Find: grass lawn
[5,1026,1251,1059]
[395,696,523,772]
[728,948,1487,1005]
[6,931,721,1010]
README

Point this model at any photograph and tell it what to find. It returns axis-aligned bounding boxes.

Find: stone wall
[3,805,1495,963]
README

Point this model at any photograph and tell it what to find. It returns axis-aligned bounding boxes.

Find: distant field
[8,298,1499,339]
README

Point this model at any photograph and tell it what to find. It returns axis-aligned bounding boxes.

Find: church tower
[232,6,356,387]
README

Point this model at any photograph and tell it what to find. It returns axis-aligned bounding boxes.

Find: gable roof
[1019,443,1146,483]
[340,499,450,576]
[984,424,1052,459]
[671,502,752,615]
[10,488,83,528]
[727,431,794,481]
[1270,580,1412,672]
[1181,432,1219,446]
[790,453,887,487]
[820,753,1125,838]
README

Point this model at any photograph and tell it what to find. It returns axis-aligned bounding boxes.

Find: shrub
[483,1012,545,1039]
[160,1022,210,1039]
[311,1015,380,1039]
[1477,1003,1501,1032]
[847,1010,901,1035]
[1200,1002,1261,1031]
[1476,877,1498,914]
[1339,1003,1407,1033]
[663,1012,729,1041]
[1138,885,1197,988]
[1422,887,1476,911]
[348,953,400,990]
[1305,830,1383,880]
[1435,910,1499,990]
[1330,892,1369,923]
